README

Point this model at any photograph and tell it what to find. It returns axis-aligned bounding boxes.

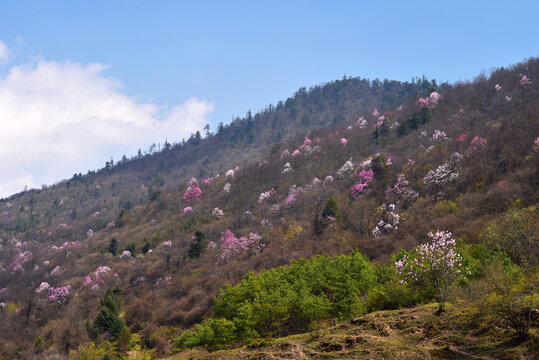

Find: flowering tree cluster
[212,207,224,218]
[340,138,348,145]
[291,137,313,156]
[465,136,487,157]
[285,185,303,205]
[35,282,50,293]
[258,188,275,203]
[337,159,354,179]
[187,177,198,187]
[226,169,235,177]
[385,174,419,207]
[495,84,502,91]
[457,133,467,142]
[49,241,81,252]
[430,129,448,142]
[281,149,290,158]
[95,266,111,277]
[162,241,172,249]
[424,153,462,198]
[282,162,292,174]
[223,182,231,193]
[47,285,71,305]
[395,231,464,310]
[183,206,193,215]
[120,250,133,260]
[305,177,321,190]
[183,186,202,203]
[323,175,334,185]
[50,265,65,277]
[520,74,532,86]
[155,276,172,288]
[372,204,400,237]
[356,116,367,128]
[8,250,33,274]
[416,92,440,108]
[350,169,374,200]
[220,230,263,261]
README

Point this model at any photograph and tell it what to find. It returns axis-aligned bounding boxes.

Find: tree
[93,289,126,340]
[108,238,118,256]
[142,241,151,254]
[314,197,342,236]
[117,208,128,227]
[396,231,464,313]
[322,197,342,223]
[217,122,224,134]
[481,206,538,268]
[124,242,136,256]
[187,231,205,259]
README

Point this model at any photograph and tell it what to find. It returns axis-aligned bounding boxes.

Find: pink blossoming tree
[351,169,374,200]
[395,231,464,312]
[182,186,202,203]
[220,230,263,261]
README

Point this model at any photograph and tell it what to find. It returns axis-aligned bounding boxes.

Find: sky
[0,0,538,197]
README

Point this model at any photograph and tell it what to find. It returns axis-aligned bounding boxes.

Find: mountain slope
[0,57,538,359]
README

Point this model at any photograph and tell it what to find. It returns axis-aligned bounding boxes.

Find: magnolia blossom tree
[416,92,440,108]
[212,207,224,218]
[337,159,354,179]
[47,285,71,305]
[520,74,532,86]
[323,175,334,185]
[285,185,303,205]
[282,162,292,174]
[385,174,419,207]
[182,186,202,203]
[220,230,263,261]
[395,231,464,312]
[258,189,275,204]
[465,136,487,157]
[372,204,400,237]
[424,153,462,199]
[351,169,374,200]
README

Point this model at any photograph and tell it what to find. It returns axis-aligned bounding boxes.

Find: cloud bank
[0,41,8,62]
[0,55,214,197]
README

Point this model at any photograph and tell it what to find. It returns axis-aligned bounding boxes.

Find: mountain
[0,58,537,360]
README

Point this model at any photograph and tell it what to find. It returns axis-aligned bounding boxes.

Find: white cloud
[0,41,8,62]
[0,59,214,197]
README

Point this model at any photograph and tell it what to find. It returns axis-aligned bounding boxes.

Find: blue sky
[0,0,538,196]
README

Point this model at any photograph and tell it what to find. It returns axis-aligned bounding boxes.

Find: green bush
[481,206,538,268]
[175,318,237,351]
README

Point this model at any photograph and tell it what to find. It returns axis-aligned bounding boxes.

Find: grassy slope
[168,304,536,360]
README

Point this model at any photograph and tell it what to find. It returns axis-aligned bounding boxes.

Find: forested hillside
[0,58,537,360]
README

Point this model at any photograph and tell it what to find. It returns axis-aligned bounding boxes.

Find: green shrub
[175,318,237,351]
